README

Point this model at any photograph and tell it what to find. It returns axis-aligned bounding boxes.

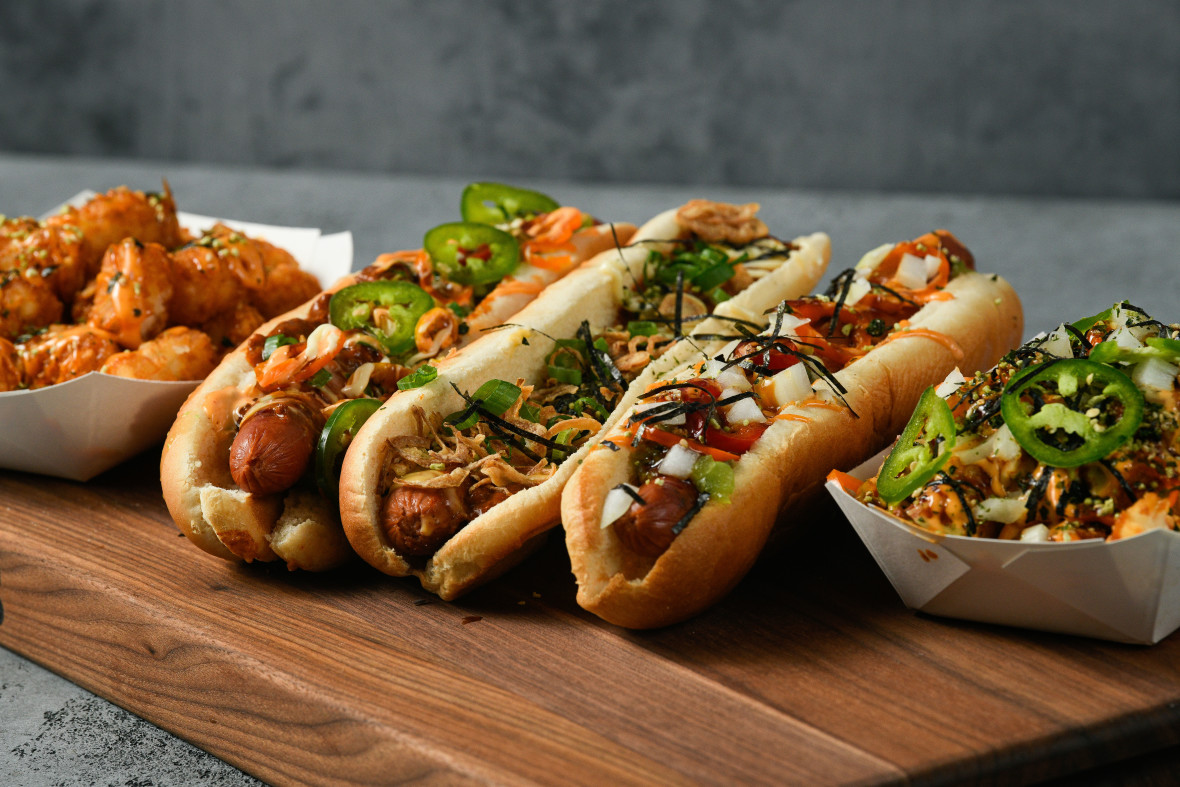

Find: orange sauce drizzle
[880,328,965,360]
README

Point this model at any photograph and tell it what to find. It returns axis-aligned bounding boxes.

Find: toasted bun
[159,221,628,571]
[562,271,1024,629]
[339,209,831,598]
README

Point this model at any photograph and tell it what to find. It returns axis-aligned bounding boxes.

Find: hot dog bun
[161,218,632,571]
[562,263,1023,629]
[339,205,832,598]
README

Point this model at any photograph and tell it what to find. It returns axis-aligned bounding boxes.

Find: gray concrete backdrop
[1,0,1177,199]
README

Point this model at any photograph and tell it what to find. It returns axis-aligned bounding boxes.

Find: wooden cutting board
[3,449,1180,786]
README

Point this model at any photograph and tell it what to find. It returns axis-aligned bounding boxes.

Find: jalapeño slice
[877,386,957,504]
[315,397,382,498]
[460,182,560,225]
[329,281,434,357]
[424,222,520,286]
[999,358,1143,468]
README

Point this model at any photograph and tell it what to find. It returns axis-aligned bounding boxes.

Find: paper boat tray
[826,449,1180,645]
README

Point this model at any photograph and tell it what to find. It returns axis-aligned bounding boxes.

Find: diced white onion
[771,363,811,407]
[1038,324,1074,359]
[657,444,701,479]
[1110,327,1144,351]
[764,312,811,335]
[600,485,639,529]
[935,367,966,399]
[1020,524,1050,542]
[842,277,872,307]
[1132,356,1178,398]
[341,362,375,398]
[955,423,1022,465]
[633,400,685,426]
[725,396,767,424]
[703,359,750,391]
[924,254,942,278]
[855,243,894,273]
[894,253,928,290]
[973,496,1028,524]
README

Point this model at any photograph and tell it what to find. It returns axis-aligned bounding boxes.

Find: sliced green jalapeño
[424,222,520,286]
[877,386,957,504]
[999,358,1143,468]
[460,182,560,225]
[329,281,434,357]
[315,397,382,498]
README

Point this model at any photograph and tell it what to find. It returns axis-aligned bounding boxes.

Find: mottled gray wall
[1,0,1177,199]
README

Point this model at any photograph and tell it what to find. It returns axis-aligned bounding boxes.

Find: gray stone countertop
[1,153,1178,785]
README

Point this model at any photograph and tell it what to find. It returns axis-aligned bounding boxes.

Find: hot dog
[338,201,831,599]
[561,230,1024,628]
[161,183,635,570]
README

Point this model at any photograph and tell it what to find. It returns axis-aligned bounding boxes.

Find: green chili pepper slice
[460,182,560,225]
[315,397,382,498]
[1089,336,1180,365]
[877,386,957,504]
[999,358,1144,468]
[329,281,435,357]
[424,222,520,286]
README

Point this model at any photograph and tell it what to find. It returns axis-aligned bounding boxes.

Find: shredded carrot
[879,328,965,361]
[826,469,863,495]
[800,400,847,412]
[485,278,546,299]
[525,207,584,245]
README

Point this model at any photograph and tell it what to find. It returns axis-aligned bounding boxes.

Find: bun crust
[561,271,1024,628]
[339,209,832,598]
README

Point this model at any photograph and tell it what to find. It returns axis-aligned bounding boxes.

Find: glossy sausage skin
[381,486,463,556]
[612,477,698,557]
[229,400,321,495]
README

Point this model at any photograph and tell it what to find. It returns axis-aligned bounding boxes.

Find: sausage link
[229,401,320,495]
[381,486,464,556]
[612,477,698,557]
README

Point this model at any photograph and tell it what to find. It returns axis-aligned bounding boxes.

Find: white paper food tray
[0,193,354,481]
[826,449,1180,645]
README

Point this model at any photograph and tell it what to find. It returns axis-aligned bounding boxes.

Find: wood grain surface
[3,448,1180,786]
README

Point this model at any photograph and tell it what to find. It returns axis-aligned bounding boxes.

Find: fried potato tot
[0,271,63,341]
[0,336,22,391]
[101,325,217,381]
[87,239,174,349]
[44,184,183,278]
[18,324,121,388]
[199,301,265,351]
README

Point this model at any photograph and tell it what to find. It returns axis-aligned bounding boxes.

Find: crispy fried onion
[676,200,769,245]
[601,328,672,377]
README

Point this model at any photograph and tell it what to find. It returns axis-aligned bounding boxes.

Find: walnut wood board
[3,452,1180,786]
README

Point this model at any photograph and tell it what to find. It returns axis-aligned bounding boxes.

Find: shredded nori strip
[933,470,979,537]
[602,440,620,452]
[671,491,711,535]
[1063,323,1090,352]
[673,269,685,338]
[870,281,920,307]
[1099,458,1138,502]
[824,269,858,337]
[614,483,646,505]
[474,405,569,453]
[1025,466,1053,518]
[577,320,626,401]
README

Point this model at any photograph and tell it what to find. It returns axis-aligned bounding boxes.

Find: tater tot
[18,324,121,388]
[248,254,321,319]
[45,184,183,277]
[0,336,22,391]
[101,325,217,382]
[199,301,265,352]
[87,239,173,349]
[1,270,63,341]
[167,241,244,326]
